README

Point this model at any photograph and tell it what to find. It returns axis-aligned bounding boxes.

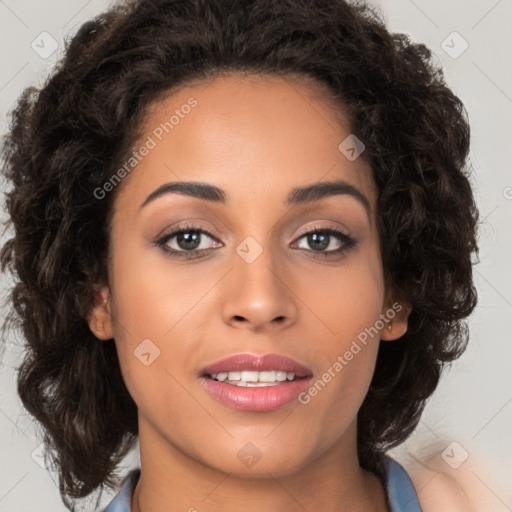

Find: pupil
[178,231,200,250]
[309,233,328,250]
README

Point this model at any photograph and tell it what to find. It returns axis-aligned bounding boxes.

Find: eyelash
[154,223,358,260]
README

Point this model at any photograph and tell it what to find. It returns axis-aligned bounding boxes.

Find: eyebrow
[139,179,371,220]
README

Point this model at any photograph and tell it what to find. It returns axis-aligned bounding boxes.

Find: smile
[209,370,299,386]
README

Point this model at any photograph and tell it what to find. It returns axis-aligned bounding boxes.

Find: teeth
[276,371,287,381]
[231,381,281,387]
[241,371,259,382]
[210,370,297,384]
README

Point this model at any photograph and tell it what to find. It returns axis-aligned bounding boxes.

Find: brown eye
[154,224,222,260]
[293,227,357,257]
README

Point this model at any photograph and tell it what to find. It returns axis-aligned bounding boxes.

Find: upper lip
[201,353,313,378]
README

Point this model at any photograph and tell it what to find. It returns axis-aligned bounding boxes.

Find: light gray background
[0,1,511,511]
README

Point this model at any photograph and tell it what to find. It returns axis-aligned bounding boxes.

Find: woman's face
[90,73,407,477]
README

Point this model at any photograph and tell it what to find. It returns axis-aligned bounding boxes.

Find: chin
[201,444,312,479]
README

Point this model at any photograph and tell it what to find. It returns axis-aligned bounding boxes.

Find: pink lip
[200,353,313,378]
[200,376,313,411]
[199,353,313,412]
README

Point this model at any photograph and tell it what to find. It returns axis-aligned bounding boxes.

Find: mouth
[199,352,313,411]
[205,370,309,387]
[200,352,313,382]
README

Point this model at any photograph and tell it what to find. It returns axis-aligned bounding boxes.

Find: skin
[88,72,411,512]
[408,451,491,511]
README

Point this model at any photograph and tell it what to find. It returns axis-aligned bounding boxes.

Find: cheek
[301,239,385,346]
[107,239,220,406]
[109,233,215,339]
[297,238,385,409]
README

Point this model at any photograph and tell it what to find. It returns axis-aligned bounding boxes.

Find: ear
[86,284,114,341]
[380,288,412,341]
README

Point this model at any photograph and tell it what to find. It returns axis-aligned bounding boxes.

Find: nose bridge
[237,235,280,290]
[221,231,298,330]
[235,232,284,300]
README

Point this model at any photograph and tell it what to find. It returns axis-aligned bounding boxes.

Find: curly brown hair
[0,0,479,509]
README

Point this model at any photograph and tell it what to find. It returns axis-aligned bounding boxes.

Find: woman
[0,0,479,510]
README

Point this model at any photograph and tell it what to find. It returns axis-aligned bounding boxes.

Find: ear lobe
[87,285,114,341]
[380,292,412,341]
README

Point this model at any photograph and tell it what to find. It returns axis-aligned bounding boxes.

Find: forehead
[114,72,376,214]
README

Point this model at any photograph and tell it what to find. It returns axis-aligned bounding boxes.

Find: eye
[154,224,222,260]
[292,226,357,257]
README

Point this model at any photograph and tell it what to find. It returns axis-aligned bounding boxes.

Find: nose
[221,243,298,333]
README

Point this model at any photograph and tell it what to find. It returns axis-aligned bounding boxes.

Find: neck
[131,416,390,512]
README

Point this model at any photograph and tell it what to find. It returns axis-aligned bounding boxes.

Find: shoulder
[405,458,473,512]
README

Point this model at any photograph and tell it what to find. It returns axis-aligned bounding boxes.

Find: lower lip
[200,376,313,412]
